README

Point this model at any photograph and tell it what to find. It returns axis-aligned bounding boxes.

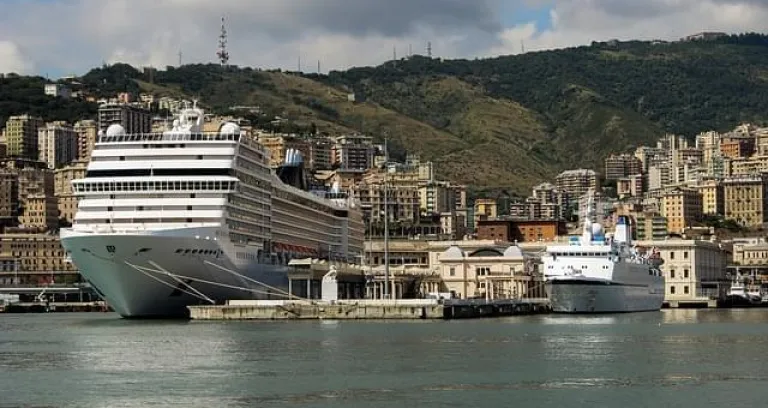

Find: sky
[1,0,768,77]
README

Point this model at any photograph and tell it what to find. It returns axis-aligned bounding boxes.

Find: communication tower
[217,16,229,66]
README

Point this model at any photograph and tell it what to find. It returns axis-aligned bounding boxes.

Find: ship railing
[98,132,240,144]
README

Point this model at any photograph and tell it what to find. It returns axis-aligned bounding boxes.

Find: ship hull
[61,227,289,318]
[545,278,664,313]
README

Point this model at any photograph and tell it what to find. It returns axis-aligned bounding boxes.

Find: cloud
[0,41,32,74]
[1,0,768,76]
[490,0,768,55]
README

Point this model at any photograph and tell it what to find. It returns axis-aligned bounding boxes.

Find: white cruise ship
[60,105,364,317]
[542,194,665,313]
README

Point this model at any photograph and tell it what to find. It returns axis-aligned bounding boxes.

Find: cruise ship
[60,105,364,317]
[542,194,665,313]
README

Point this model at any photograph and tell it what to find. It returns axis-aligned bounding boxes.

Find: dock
[187,298,550,320]
[1,301,110,313]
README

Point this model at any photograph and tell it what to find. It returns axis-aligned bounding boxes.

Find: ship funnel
[615,215,631,244]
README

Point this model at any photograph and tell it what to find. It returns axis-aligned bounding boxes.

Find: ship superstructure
[61,105,364,317]
[542,192,665,313]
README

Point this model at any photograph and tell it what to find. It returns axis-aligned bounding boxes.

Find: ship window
[197,155,203,160]
[187,206,192,211]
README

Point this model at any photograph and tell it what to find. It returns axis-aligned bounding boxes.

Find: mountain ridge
[3,33,768,194]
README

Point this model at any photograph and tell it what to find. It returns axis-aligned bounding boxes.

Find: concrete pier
[188,298,550,320]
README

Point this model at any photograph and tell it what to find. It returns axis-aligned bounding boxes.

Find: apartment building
[0,170,19,227]
[617,174,644,198]
[634,214,668,240]
[332,135,375,170]
[309,138,333,170]
[38,122,78,169]
[74,120,98,161]
[604,153,642,181]
[54,161,87,225]
[720,137,754,159]
[696,179,724,216]
[723,174,768,227]
[473,198,498,226]
[97,103,151,134]
[660,188,702,235]
[0,234,79,286]
[3,114,44,159]
[555,169,597,198]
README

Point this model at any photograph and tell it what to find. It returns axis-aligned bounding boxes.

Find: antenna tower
[217,16,229,66]
[178,50,182,66]
[427,41,432,58]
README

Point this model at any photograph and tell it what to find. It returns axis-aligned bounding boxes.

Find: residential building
[634,146,666,172]
[3,114,44,159]
[356,183,420,225]
[74,120,98,161]
[696,179,724,216]
[54,161,87,225]
[17,167,56,230]
[419,182,461,215]
[604,153,643,181]
[647,162,671,191]
[476,219,566,242]
[723,174,768,227]
[617,174,644,198]
[634,214,668,240]
[720,137,754,159]
[44,83,71,99]
[309,138,333,170]
[555,169,598,198]
[332,135,375,170]
[660,188,702,235]
[0,234,80,286]
[0,170,19,227]
[473,198,497,226]
[97,103,151,134]
[38,122,78,169]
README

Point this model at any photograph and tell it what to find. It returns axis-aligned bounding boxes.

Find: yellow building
[0,233,79,285]
[474,198,498,227]
[696,179,724,216]
[660,188,702,235]
[74,120,98,161]
[723,174,768,227]
[363,239,545,300]
[54,161,88,225]
[4,114,44,159]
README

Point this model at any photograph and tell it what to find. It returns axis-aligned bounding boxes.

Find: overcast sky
[1,0,767,77]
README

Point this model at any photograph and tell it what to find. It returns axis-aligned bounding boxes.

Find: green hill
[5,33,768,193]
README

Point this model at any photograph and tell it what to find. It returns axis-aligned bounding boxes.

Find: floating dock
[187,298,550,320]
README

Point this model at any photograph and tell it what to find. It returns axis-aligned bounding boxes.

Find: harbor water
[2,310,768,407]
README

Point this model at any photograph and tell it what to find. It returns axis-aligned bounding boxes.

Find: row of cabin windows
[75,181,236,193]
[551,252,613,257]
[174,248,222,257]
